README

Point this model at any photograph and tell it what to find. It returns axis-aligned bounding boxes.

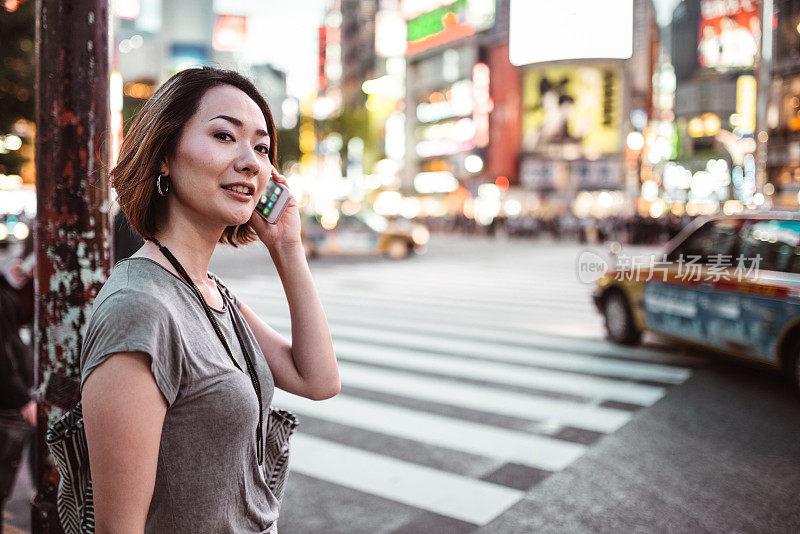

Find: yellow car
[301,211,429,259]
[593,213,800,390]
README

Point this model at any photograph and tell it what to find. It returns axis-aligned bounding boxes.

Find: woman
[80,67,340,533]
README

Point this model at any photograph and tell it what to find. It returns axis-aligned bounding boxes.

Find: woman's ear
[159,160,169,176]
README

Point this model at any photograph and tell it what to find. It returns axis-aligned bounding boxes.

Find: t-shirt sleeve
[80,289,183,407]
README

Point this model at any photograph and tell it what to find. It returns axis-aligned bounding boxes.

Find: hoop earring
[156,173,171,196]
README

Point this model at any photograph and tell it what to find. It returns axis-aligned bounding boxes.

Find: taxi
[301,210,429,259]
[593,213,800,391]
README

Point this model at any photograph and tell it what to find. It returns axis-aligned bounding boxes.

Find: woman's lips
[222,187,253,202]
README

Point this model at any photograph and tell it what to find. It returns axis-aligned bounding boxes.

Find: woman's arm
[239,242,340,400]
[82,351,167,534]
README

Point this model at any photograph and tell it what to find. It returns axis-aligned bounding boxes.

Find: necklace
[145,236,265,465]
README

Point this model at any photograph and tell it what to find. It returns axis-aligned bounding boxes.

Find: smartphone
[255,179,291,224]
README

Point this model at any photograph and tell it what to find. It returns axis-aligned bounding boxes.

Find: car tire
[785,337,800,394]
[602,290,642,346]
[386,239,409,260]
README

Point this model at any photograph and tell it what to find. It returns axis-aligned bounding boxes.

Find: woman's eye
[214,132,234,141]
[255,145,269,154]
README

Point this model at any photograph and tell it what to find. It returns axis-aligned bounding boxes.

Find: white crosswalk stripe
[327,361,633,433]
[289,434,524,525]
[245,289,603,331]
[215,249,697,528]
[273,392,587,471]
[228,299,698,366]
[233,305,690,384]
[292,339,667,406]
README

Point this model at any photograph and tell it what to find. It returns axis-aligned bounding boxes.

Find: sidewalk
[4,444,32,533]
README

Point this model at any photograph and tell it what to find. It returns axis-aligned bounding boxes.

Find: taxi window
[738,220,800,273]
[666,219,742,263]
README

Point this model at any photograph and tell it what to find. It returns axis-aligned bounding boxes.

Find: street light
[465,154,484,173]
[626,132,644,151]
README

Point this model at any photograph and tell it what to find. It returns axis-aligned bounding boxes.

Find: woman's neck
[149,215,223,287]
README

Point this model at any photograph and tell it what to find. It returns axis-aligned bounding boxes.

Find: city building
[113,0,289,135]
[667,0,761,215]
[341,0,379,109]
[401,0,504,220]
[767,0,800,208]
[512,0,658,220]
[249,63,288,128]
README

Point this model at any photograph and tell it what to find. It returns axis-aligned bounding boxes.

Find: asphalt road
[5,234,800,533]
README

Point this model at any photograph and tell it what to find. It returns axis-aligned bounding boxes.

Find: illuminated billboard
[406,0,495,56]
[522,66,622,157]
[113,0,140,20]
[509,0,633,66]
[698,0,760,70]
[213,15,247,51]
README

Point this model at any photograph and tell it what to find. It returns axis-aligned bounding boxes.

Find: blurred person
[2,237,35,327]
[527,77,584,150]
[0,241,36,532]
[80,67,340,533]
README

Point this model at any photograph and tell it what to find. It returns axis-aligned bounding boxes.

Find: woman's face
[161,84,271,232]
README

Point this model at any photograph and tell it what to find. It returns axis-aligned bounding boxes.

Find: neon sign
[472,63,493,148]
[406,0,495,55]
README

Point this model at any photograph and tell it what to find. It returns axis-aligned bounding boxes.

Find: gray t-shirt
[80,257,279,533]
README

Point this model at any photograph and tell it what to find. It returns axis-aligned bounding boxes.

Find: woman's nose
[234,147,260,175]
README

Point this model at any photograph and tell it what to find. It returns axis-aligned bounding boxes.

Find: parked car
[301,210,429,259]
[593,212,800,390]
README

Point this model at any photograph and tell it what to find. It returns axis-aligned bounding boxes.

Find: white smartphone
[255,179,291,224]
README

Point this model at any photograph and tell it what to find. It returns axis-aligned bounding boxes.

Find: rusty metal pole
[32,0,111,531]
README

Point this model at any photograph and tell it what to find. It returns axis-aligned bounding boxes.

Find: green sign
[407,0,469,43]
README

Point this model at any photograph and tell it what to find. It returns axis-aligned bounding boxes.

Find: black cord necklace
[146,236,264,465]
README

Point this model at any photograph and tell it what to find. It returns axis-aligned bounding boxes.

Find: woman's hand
[21,399,37,426]
[248,165,302,253]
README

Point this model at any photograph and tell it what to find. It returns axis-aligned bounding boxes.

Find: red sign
[698,0,760,70]
[472,63,493,148]
[213,15,247,51]
[318,26,327,90]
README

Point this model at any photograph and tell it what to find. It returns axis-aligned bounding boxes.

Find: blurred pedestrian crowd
[417,213,692,244]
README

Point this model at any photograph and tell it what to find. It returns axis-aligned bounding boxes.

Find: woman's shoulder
[92,259,177,317]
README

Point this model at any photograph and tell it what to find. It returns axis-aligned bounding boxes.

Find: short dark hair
[111,66,278,246]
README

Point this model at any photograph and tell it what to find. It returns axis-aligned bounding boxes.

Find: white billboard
[509,0,634,66]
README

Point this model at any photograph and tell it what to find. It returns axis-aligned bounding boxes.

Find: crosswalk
[217,243,703,533]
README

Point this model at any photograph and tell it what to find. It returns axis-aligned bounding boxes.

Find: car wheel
[603,290,641,346]
[385,239,409,259]
[793,354,800,394]
[785,337,800,394]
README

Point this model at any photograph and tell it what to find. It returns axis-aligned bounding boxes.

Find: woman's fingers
[270,164,288,184]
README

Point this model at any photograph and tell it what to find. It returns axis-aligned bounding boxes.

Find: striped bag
[45,401,298,533]
[45,401,94,533]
